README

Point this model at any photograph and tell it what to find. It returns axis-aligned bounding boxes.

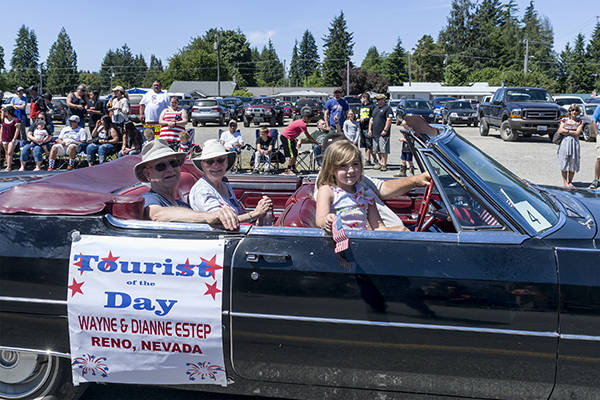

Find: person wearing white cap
[109,86,129,128]
[47,115,88,171]
[134,139,239,230]
[189,139,273,224]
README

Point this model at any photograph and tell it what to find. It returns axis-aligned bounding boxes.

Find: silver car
[191,98,232,126]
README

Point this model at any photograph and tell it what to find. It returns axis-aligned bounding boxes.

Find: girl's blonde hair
[317,140,363,188]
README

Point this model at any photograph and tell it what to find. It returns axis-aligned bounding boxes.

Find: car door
[229,157,558,399]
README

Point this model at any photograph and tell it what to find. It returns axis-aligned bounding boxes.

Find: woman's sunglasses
[203,157,227,166]
[153,158,182,172]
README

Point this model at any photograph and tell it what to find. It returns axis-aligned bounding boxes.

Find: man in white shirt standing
[139,80,170,125]
[47,115,88,171]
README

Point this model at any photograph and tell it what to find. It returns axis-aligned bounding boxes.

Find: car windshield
[406,100,431,110]
[447,101,473,110]
[440,134,559,233]
[223,99,237,106]
[251,98,274,105]
[195,100,218,107]
[434,99,454,107]
[556,98,584,106]
[389,100,400,107]
[506,89,553,103]
[345,97,361,105]
[297,100,319,107]
[585,105,598,115]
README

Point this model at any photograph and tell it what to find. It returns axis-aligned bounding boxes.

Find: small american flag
[332,214,349,253]
[479,208,499,226]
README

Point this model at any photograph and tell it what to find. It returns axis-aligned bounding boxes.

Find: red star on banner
[73,253,85,276]
[181,258,194,271]
[204,281,221,300]
[100,251,119,271]
[68,278,85,297]
[202,255,223,280]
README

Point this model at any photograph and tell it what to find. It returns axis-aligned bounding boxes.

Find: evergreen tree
[162,37,223,88]
[10,25,39,89]
[78,71,103,92]
[565,34,594,93]
[256,39,284,86]
[521,1,556,75]
[203,29,254,86]
[322,11,354,86]
[45,27,78,95]
[496,0,522,70]
[444,61,470,85]
[361,46,382,72]
[587,22,600,90]
[557,43,573,93]
[0,45,4,71]
[439,0,476,67]
[298,30,320,84]
[143,55,164,87]
[412,35,444,82]
[380,38,408,84]
[99,44,138,90]
[132,54,148,87]
[288,41,301,86]
[470,0,505,70]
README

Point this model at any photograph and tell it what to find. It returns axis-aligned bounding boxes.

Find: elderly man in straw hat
[134,140,239,230]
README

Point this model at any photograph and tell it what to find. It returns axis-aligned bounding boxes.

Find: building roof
[245,86,338,97]
[168,81,237,97]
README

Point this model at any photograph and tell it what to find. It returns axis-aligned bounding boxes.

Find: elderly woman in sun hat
[134,139,238,229]
[189,139,273,224]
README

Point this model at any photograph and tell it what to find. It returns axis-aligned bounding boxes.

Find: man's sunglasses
[153,158,182,172]
[203,157,227,166]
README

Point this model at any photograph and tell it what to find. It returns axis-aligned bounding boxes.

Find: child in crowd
[178,130,193,154]
[342,110,360,145]
[316,140,406,232]
[396,119,415,177]
[33,120,50,157]
[253,127,273,173]
[143,128,155,143]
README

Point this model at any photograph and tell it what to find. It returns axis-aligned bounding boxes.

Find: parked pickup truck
[478,87,564,141]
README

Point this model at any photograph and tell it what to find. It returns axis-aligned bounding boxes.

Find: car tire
[243,118,250,128]
[200,122,206,127]
[583,124,595,142]
[219,116,225,126]
[0,352,86,400]
[473,121,479,127]
[192,120,198,127]
[500,120,518,141]
[479,119,489,136]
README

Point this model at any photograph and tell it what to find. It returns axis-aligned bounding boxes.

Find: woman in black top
[119,121,143,157]
[87,89,105,130]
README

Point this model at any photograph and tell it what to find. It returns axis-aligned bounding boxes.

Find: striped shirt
[159,108,185,142]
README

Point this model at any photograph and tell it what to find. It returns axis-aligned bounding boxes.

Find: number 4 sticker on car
[514,201,552,232]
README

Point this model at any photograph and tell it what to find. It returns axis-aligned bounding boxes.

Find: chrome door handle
[245,252,289,263]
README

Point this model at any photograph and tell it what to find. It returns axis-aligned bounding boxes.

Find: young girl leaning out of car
[316,140,409,233]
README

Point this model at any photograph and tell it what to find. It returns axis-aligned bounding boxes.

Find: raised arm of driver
[378,172,431,199]
[147,205,239,230]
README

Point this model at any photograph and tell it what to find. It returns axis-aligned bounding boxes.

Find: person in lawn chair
[252,127,274,173]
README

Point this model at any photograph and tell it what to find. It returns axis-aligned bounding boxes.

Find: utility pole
[215,31,221,97]
[408,52,412,87]
[346,60,350,95]
[283,59,286,87]
[523,38,529,74]
[38,63,43,93]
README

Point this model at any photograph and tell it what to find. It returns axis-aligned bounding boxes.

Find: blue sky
[0,0,598,73]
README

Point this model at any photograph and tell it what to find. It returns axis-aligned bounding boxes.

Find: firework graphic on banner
[71,354,109,377]
[185,361,225,381]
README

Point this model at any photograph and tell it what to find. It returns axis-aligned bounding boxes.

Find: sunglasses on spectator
[202,157,227,166]
[152,158,182,172]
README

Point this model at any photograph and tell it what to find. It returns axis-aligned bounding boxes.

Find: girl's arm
[107,128,120,144]
[11,123,21,142]
[316,185,336,233]
[557,120,569,135]
[367,203,387,230]
[575,121,584,136]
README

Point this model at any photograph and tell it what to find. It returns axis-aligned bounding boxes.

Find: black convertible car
[2,120,600,400]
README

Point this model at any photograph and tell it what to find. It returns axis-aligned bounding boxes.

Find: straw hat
[134,140,186,182]
[192,139,236,172]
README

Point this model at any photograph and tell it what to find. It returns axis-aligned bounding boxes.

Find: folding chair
[295,147,315,173]
[250,129,280,173]
[217,129,244,172]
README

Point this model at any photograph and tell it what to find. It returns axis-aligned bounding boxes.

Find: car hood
[249,104,274,109]
[446,108,476,113]
[539,185,599,239]
[508,102,560,109]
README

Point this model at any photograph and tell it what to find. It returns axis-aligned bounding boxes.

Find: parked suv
[191,98,231,126]
[395,99,435,123]
[292,98,323,123]
[432,97,456,122]
[244,97,284,127]
[441,100,478,126]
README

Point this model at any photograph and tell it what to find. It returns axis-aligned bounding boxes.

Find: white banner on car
[67,235,227,386]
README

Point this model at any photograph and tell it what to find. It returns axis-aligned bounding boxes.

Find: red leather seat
[177,172,197,204]
[276,197,317,228]
[284,183,315,208]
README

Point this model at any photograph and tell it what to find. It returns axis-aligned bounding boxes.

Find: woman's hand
[254,196,273,216]
[323,213,336,233]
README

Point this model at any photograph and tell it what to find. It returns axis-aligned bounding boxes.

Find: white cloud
[247,31,276,47]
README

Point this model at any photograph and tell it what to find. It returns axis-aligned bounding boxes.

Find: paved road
[183,120,597,188]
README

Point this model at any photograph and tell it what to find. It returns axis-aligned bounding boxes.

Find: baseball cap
[374,94,386,100]
[69,115,80,123]
[16,86,24,92]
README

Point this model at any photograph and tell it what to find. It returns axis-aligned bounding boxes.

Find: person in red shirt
[280,108,319,174]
